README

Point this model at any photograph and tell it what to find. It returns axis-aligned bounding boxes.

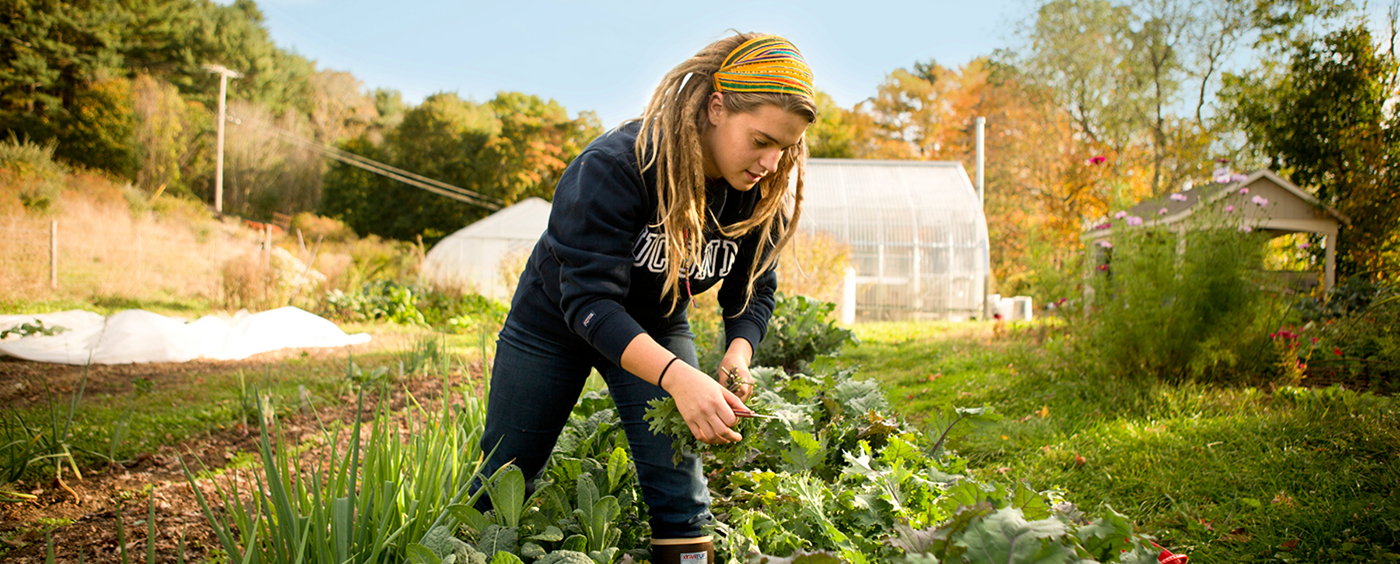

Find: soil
[0,343,485,564]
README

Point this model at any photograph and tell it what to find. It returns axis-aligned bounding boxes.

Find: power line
[229,114,503,211]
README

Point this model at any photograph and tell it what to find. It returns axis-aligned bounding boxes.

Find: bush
[289,212,356,243]
[323,280,507,333]
[1079,210,1284,383]
[0,134,66,216]
[694,293,857,373]
[220,247,327,311]
[752,293,858,372]
[1288,279,1400,393]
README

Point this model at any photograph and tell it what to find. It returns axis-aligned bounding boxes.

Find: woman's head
[633,33,817,313]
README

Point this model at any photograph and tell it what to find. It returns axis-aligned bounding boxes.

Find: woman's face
[701,94,810,191]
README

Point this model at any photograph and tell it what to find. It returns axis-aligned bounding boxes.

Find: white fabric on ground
[0,307,371,365]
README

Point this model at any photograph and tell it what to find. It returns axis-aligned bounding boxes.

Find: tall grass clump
[1080,206,1283,383]
[182,378,489,564]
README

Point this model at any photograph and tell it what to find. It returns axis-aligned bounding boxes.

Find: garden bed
[0,336,481,563]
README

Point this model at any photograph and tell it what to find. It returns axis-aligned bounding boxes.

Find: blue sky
[251,0,1032,128]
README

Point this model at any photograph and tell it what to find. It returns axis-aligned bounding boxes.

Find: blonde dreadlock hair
[630,32,817,315]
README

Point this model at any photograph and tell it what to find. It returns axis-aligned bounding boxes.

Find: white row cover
[0,307,371,365]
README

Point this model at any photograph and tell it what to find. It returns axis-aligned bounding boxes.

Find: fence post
[50,220,58,288]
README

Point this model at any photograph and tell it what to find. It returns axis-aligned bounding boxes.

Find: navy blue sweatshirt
[509,121,778,367]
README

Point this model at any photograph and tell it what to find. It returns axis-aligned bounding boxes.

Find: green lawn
[842,320,1400,564]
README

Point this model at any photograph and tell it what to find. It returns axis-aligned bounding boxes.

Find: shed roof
[1083,169,1349,241]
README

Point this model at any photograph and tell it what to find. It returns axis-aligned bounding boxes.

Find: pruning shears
[721,366,777,419]
[731,407,781,420]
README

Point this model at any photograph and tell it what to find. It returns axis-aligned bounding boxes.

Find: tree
[484,92,600,204]
[1224,24,1400,279]
[133,74,206,194]
[1008,0,1342,201]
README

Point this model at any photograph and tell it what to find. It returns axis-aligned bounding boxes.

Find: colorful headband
[712,35,815,100]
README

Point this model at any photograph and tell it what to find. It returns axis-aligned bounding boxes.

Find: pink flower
[1097,264,1109,271]
[1098,240,1113,248]
[1170,193,1189,202]
[1159,208,1169,215]
[1126,216,1143,226]
[1299,242,1310,249]
[1213,167,1233,183]
[1095,222,1112,230]
[1231,173,1248,182]
[1240,187,1249,194]
[1090,155,1107,165]
[1114,210,1128,219]
[1252,195,1269,206]
[1239,225,1253,233]
[1225,205,1235,213]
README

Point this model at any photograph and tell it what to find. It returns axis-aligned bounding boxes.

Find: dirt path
[0,347,483,563]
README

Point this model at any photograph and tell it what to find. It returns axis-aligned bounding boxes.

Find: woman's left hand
[718,341,756,402]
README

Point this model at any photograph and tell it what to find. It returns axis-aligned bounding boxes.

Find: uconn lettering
[631,228,739,279]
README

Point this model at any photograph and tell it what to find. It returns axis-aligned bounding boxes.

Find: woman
[478,33,816,561]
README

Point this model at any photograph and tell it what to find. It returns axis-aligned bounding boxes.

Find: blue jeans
[477,311,712,538]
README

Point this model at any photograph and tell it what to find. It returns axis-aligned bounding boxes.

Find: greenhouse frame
[801,159,991,321]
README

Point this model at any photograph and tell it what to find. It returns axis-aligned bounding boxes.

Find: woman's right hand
[662,363,746,445]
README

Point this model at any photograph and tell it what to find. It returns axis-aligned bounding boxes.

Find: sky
[249,0,1033,128]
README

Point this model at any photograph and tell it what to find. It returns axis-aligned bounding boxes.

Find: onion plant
[181,375,490,563]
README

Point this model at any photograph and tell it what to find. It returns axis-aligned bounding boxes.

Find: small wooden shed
[1082,169,1350,291]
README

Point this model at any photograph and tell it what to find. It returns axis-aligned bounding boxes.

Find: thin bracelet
[657,356,681,390]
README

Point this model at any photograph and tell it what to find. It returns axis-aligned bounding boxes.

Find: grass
[843,320,1400,564]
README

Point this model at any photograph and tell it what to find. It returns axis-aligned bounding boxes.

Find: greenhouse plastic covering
[802,159,990,321]
[421,197,551,298]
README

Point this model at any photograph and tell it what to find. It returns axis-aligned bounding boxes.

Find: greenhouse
[801,159,991,321]
[421,197,551,299]
[423,161,994,320]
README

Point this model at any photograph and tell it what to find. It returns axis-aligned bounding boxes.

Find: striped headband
[713,35,815,100]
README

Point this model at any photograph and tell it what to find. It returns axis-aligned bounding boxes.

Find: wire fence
[1,200,254,304]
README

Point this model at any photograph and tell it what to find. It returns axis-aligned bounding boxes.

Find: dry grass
[0,172,259,308]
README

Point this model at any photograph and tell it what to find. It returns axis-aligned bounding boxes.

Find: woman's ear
[706,92,726,126]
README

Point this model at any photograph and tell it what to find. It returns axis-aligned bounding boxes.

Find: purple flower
[1225,205,1235,213]
[1114,210,1128,219]
[1159,208,1169,215]
[1098,240,1113,248]
[1170,193,1189,202]
[1126,216,1143,226]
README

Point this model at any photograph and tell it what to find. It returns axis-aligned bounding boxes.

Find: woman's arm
[620,333,746,445]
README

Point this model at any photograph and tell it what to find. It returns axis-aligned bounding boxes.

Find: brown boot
[650,536,714,564]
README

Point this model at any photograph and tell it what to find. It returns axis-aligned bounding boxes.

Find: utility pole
[976,116,991,320]
[204,64,242,214]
